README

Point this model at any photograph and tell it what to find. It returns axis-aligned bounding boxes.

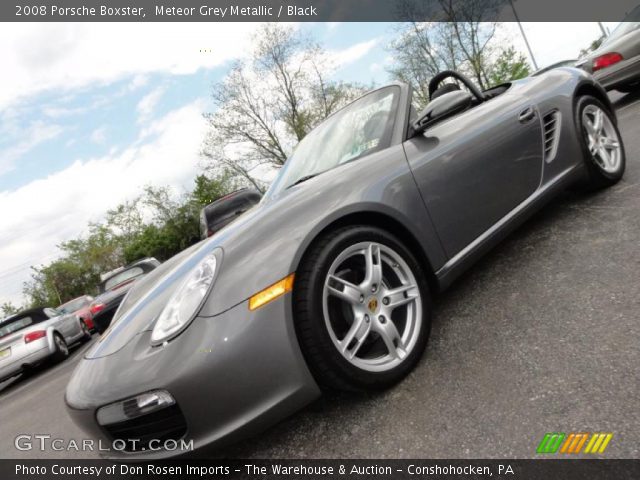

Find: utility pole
[598,22,608,37]
[509,0,538,70]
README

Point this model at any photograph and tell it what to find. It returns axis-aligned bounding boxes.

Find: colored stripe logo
[537,433,613,454]
[537,433,565,453]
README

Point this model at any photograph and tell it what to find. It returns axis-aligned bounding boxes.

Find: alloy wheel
[582,104,622,174]
[322,242,422,372]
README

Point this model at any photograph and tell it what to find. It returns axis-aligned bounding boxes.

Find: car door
[45,308,77,340]
[403,92,543,258]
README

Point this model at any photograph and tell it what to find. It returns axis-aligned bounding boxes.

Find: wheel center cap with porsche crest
[367,297,379,313]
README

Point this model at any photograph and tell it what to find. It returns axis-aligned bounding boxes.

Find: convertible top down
[66,67,625,458]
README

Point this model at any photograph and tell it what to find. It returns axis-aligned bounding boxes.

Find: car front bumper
[65,293,320,459]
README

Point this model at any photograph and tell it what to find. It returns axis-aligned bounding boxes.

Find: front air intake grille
[102,404,187,452]
[542,111,560,162]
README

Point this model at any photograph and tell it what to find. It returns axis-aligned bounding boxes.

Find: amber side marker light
[249,273,295,311]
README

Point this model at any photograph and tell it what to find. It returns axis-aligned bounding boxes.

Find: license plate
[0,348,10,359]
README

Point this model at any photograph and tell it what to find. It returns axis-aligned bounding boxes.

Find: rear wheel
[294,226,431,391]
[51,334,69,362]
[575,96,625,189]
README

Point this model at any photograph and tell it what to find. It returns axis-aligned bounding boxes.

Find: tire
[51,334,69,363]
[293,225,431,391]
[575,95,625,190]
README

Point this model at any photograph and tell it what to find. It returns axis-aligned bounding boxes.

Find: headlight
[150,251,218,345]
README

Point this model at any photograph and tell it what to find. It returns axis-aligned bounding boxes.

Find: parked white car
[0,307,91,382]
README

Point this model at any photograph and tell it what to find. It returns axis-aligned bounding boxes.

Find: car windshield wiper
[286,157,368,190]
[287,172,323,189]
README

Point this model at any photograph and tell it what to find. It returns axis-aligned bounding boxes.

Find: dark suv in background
[90,258,160,334]
[200,188,262,239]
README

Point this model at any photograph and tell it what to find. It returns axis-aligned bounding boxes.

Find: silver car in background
[0,307,90,382]
[577,7,640,92]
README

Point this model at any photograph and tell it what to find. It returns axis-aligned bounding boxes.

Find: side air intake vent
[542,111,561,162]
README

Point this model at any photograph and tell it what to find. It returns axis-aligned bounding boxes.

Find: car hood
[84,184,306,361]
[84,239,222,359]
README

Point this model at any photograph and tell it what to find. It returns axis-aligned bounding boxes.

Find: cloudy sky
[0,21,620,306]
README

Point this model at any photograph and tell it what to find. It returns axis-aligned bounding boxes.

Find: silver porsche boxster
[65,67,625,458]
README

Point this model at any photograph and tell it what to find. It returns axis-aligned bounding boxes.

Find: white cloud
[0,23,260,110]
[0,121,63,175]
[329,39,379,69]
[136,86,165,124]
[128,74,149,91]
[42,105,88,118]
[370,55,394,73]
[0,101,207,306]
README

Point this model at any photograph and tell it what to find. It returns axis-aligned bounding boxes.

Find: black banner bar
[2,459,640,480]
[3,0,640,22]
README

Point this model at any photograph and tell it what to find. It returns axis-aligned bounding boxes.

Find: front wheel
[293,226,431,391]
[576,96,625,190]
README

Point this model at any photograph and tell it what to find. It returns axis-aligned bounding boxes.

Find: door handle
[519,107,536,123]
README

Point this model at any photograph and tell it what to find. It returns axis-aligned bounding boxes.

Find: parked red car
[57,295,95,331]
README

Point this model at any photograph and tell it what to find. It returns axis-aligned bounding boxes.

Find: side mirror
[411,90,473,135]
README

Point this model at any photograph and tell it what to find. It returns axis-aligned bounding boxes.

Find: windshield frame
[263,84,410,200]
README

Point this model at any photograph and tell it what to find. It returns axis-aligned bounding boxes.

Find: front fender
[199,144,447,317]
[45,327,59,353]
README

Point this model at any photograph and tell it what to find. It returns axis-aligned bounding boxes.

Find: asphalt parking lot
[1,91,639,460]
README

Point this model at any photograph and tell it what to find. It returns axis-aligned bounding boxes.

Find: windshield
[58,297,90,313]
[103,267,144,291]
[265,86,399,198]
[603,8,640,44]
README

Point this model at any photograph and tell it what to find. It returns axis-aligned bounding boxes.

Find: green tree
[390,0,506,107]
[202,24,366,189]
[104,198,144,243]
[191,172,239,207]
[389,22,464,107]
[1,302,20,317]
[22,224,124,307]
[488,47,531,86]
[579,36,605,58]
[123,173,237,264]
[21,172,237,307]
